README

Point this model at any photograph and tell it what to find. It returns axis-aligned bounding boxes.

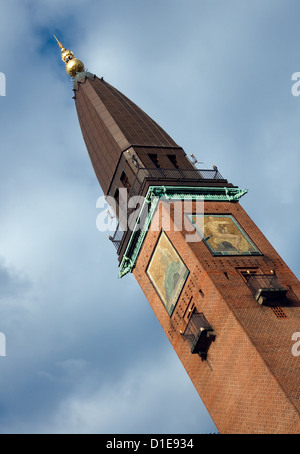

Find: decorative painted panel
[147,231,189,315]
[189,214,261,256]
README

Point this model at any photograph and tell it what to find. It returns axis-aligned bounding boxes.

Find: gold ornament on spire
[54,35,85,78]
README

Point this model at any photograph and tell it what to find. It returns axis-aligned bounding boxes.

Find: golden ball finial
[54,35,85,78]
[66,58,85,77]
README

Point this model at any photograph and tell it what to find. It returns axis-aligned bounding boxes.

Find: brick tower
[56,39,300,434]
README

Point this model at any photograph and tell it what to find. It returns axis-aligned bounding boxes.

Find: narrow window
[149,153,160,168]
[183,297,194,322]
[167,154,179,169]
[114,188,119,204]
[120,171,131,190]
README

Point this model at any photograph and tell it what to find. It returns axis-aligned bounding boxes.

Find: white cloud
[36,349,215,434]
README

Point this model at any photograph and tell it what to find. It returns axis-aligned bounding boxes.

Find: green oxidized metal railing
[109,167,228,251]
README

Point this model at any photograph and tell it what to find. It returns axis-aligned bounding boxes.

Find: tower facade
[57,40,300,434]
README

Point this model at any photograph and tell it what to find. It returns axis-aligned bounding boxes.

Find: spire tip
[53,34,64,49]
[54,35,85,78]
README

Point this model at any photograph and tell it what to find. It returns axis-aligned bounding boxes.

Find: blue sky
[0,0,300,434]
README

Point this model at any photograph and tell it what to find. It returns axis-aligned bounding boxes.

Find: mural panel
[189,214,260,256]
[147,232,189,315]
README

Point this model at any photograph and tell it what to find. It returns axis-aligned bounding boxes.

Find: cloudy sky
[0,0,300,434]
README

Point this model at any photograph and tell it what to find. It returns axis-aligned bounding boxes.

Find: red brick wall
[133,199,300,433]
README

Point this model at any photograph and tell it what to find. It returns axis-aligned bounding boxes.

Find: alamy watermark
[291,72,300,97]
[96,189,204,243]
[0,72,6,96]
[0,332,6,356]
[292,332,300,357]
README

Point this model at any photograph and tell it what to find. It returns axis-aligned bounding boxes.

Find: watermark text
[0,72,6,96]
[96,190,204,243]
[292,332,300,357]
[0,332,6,356]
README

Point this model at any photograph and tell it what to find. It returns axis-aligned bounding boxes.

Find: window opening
[149,153,160,168]
[167,154,179,169]
[120,171,131,190]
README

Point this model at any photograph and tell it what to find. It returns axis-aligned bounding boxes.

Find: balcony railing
[247,274,288,306]
[109,167,226,252]
[126,167,225,199]
[182,310,216,360]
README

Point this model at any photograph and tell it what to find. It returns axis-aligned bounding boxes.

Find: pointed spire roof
[55,38,184,195]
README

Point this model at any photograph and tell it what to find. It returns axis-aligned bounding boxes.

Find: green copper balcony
[109,166,235,251]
